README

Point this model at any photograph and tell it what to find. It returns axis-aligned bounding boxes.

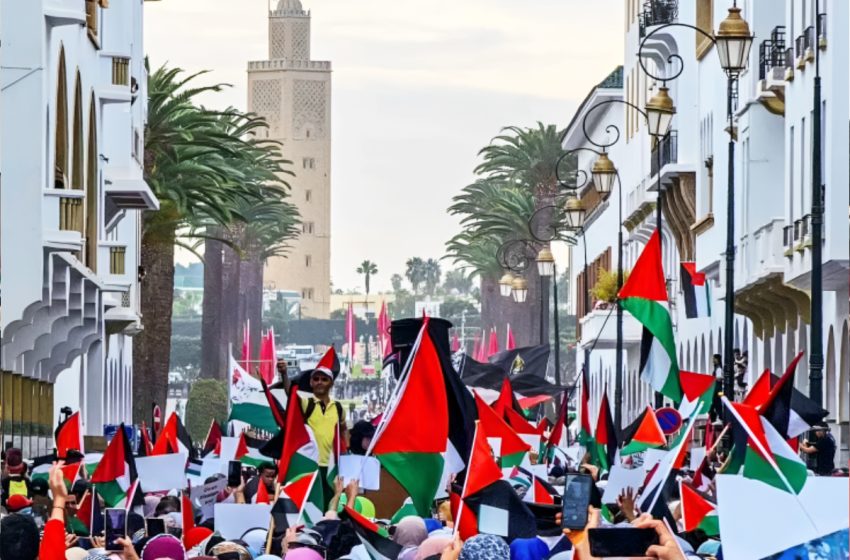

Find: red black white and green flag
[272,471,323,530]
[371,319,449,515]
[342,506,403,560]
[618,230,681,401]
[326,422,348,487]
[680,262,711,319]
[591,388,617,473]
[678,370,716,418]
[578,366,593,446]
[722,397,808,494]
[54,411,84,459]
[620,406,666,456]
[473,391,529,468]
[680,481,719,536]
[90,424,138,507]
[276,387,320,485]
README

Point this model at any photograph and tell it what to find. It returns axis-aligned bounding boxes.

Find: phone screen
[588,527,660,557]
[104,508,127,551]
[227,460,242,487]
[561,473,592,530]
[145,517,166,537]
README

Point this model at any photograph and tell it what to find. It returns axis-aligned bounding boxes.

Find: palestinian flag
[762,352,827,439]
[272,472,321,530]
[152,413,196,460]
[55,411,84,458]
[680,481,719,536]
[326,423,348,487]
[678,371,716,418]
[390,497,418,524]
[591,388,617,473]
[31,462,82,489]
[544,394,568,463]
[277,387,320,484]
[492,377,515,418]
[253,477,271,504]
[73,488,102,536]
[722,398,808,494]
[91,423,138,507]
[680,262,711,318]
[201,419,223,457]
[463,480,538,540]
[342,506,403,560]
[139,422,154,457]
[372,319,448,515]
[235,432,269,468]
[504,407,539,436]
[473,391,530,468]
[743,369,773,408]
[618,230,681,401]
[228,354,279,434]
[522,475,556,505]
[691,455,714,493]
[259,376,287,431]
[620,406,666,455]
[461,421,503,501]
[578,366,593,446]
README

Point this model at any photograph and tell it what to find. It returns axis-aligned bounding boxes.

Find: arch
[763,335,772,373]
[825,326,836,418]
[699,335,706,374]
[55,47,69,188]
[686,340,691,372]
[709,334,714,370]
[796,322,808,393]
[85,94,98,271]
[839,321,849,422]
[72,71,83,190]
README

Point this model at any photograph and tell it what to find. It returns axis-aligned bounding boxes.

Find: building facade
[569,0,849,465]
[0,0,157,454]
[249,0,332,319]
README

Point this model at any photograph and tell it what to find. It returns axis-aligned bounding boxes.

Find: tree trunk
[241,250,264,370]
[479,271,542,349]
[201,235,224,379]
[221,243,241,360]
[133,227,175,423]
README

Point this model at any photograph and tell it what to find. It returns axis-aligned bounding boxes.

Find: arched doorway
[826,326,836,418]
[55,47,68,189]
[85,95,98,271]
[839,321,849,423]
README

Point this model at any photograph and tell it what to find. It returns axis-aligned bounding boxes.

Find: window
[305,190,312,202]
[789,125,795,222]
[800,117,806,214]
[302,288,314,300]
[305,254,312,267]
[302,157,315,169]
[302,221,315,234]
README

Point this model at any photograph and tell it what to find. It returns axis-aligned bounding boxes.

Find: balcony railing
[59,196,84,233]
[110,246,126,275]
[783,224,794,249]
[795,34,806,68]
[817,13,827,49]
[651,131,678,177]
[111,57,130,86]
[758,26,786,80]
[638,0,678,37]
[803,26,815,61]
[784,47,795,80]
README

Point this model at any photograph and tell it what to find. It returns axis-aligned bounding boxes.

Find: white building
[568,0,848,465]
[0,0,158,454]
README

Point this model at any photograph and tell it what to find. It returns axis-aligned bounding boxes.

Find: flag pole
[453,420,480,537]
[265,482,281,554]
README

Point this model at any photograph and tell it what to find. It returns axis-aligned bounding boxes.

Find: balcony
[803,26,816,62]
[98,54,132,103]
[43,190,85,251]
[784,47,795,81]
[784,210,850,292]
[756,29,787,114]
[578,307,643,350]
[650,131,678,178]
[817,13,827,50]
[103,166,160,227]
[795,35,806,69]
[638,0,678,38]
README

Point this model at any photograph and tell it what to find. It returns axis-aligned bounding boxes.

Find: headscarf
[509,538,549,560]
[144,495,160,517]
[283,548,323,560]
[142,534,188,560]
[241,528,269,558]
[66,547,89,560]
[414,537,451,560]
[392,517,428,548]
[458,534,509,560]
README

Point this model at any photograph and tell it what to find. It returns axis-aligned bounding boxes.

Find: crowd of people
[0,351,844,560]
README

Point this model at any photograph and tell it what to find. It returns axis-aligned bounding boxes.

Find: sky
[144,0,624,293]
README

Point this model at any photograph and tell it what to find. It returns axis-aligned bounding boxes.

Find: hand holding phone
[561,473,593,530]
[104,508,127,552]
[588,527,660,557]
[227,460,242,488]
[145,517,166,537]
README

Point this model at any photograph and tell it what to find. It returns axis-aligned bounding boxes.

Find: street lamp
[499,272,515,297]
[591,152,617,196]
[563,196,586,231]
[511,276,529,303]
[714,5,754,76]
[536,245,555,277]
[645,87,676,139]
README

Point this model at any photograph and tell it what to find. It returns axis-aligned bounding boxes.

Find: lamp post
[638,3,753,416]
[808,0,823,406]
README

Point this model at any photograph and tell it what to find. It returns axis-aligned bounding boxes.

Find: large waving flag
[273,471,323,528]
[342,506,403,560]
[722,397,808,494]
[680,262,711,318]
[55,411,84,459]
[680,481,719,536]
[762,352,828,439]
[277,387,320,484]
[678,371,716,418]
[152,413,196,459]
[228,354,279,434]
[618,230,681,401]
[473,392,530,468]
[91,424,138,507]
[620,406,666,456]
[371,320,449,515]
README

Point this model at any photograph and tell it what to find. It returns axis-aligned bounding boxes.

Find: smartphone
[561,473,593,530]
[588,527,660,557]
[145,517,166,537]
[104,508,127,551]
[227,460,242,487]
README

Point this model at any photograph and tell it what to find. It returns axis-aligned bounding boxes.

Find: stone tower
[248,0,331,318]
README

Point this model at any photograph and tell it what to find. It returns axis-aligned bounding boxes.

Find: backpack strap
[304,399,317,421]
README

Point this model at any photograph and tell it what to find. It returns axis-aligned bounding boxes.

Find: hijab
[413,537,452,560]
[458,534,509,560]
[509,538,549,560]
[141,534,187,560]
[392,517,428,548]
[283,548,324,560]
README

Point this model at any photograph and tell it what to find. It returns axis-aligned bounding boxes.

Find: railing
[110,246,126,275]
[795,34,806,59]
[784,47,795,77]
[651,131,678,177]
[59,197,84,232]
[759,26,786,80]
[638,0,678,37]
[817,13,827,48]
[111,57,130,86]
[782,224,794,248]
[804,26,815,60]
[247,59,331,71]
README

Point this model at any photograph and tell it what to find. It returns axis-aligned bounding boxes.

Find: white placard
[716,475,849,560]
[562,445,585,467]
[338,455,381,491]
[478,504,509,537]
[214,503,272,540]
[642,448,667,473]
[601,464,646,503]
[689,446,706,472]
[136,453,187,492]
[527,464,549,480]
[486,437,502,458]
[519,434,541,451]
[190,478,227,521]
[217,437,240,461]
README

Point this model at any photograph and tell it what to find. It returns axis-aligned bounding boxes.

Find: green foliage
[443,269,475,295]
[173,290,203,317]
[405,257,425,293]
[356,260,379,295]
[439,297,478,322]
[170,334,201,375]
[185,379,228,443]
[590,269,631,303]
[329,308,347,320]
[390,274,404,293]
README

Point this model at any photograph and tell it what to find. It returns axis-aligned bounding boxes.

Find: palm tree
[405,257,425,294]
[423,258,442,295]
[356,260,379,297]
[135,64,293,421]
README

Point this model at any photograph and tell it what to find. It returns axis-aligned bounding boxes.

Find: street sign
[152,404,162,433]
[655,407,682,435]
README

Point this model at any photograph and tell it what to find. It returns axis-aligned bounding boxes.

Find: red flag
[506,324,516,351]
[55,411,84,459]
[253,480,270,504]
[462,421,504,499]
[476,330,488,362]
[240,320,251,372]
[235,432,249,460]
[378,301,392,358]
[546,396,568,459]
[743,369,773,408]
[258,328,276,385]
[260,377,287,431]
[182,493,195,547]
[345,303,357,365]
[202,419,222,457]
[139,421,154,457]
[487,327,499,357]
[492,377,513,418]
[532,477,555,505]
[474,392,530,466]
[618,230,667,301]
[505,408,539,436]
[450,491,478,541]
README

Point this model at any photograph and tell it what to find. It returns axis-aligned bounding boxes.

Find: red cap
[183,526,213,551]
[6,494,33,512]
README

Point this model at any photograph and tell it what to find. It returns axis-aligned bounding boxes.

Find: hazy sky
[145,0,624,292]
